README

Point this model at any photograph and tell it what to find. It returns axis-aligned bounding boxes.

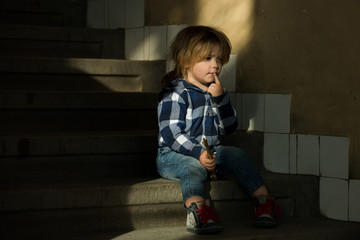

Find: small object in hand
[202,138,217,181]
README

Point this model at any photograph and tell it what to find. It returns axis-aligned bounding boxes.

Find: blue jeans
[156,145,265,204]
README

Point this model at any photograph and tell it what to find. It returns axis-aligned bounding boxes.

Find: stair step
[0,152,159,180]
[0,108,158,133]
[0,172,320,232]
[0,56,165,92]
[0,92,159,109]
[0,131,159,180]
[0,24,124,59]
[0,0,87,27]
[0,131,158,156]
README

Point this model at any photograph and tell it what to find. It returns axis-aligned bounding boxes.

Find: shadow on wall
[145,0,256,53]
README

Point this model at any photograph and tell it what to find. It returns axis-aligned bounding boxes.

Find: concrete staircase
[1,1,360,239]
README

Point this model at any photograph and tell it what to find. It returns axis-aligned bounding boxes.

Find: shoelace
[255,200,281,218]
[196,204,221,224]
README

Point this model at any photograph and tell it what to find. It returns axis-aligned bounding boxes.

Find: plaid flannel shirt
[157,78,238,160]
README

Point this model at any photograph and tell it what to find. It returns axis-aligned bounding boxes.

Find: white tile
[125,28,144,60]
[87,0,106,28]
[235,93,242,130]
[125,0,144,28]
[241,94,264,132]
[264,94,290,133]
[289,134,297,174]
[320,177,348,221]
[148,26,167,60]
[349,180,360,222]
[297,134,319,176]
[264,133,289,174]
[320,136,349,179]
[220,54,236,93]
[108,0,125,28]
[167,24,187,50]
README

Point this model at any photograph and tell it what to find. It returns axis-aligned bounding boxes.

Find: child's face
[186,44,222,91]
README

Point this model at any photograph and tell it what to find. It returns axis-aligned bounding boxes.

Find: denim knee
[156,147,208,203]
[179,159,207,202]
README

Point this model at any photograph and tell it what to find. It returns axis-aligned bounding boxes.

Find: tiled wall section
[86,0,359,223]
[126,25,195,61]
[320,177,349,221]
[264,133,289,173]
[87,0,186,61]
[320,136,349,179]
[264,94,290,133]
[238,92,357,222]
[296,134,320,176]
[87,0,143,29]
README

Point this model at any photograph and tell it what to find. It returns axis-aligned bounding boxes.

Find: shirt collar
[173,78,207,93]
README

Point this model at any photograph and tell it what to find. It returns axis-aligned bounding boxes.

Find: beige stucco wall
[145,0,360,179]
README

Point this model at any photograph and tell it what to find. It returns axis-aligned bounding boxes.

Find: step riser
[1,134,159,179]
[0,110,158,133]
[0,153,159,180]
[1,39,104,59]
[1,135,158,156]
[0,0,87,27]
[0,57,166,93]
[0,92,159,109]
[0,204,184,234]
[0,74,141,91]
[0,11,66,27]
[0,198,294,234]
[1,24,125,59]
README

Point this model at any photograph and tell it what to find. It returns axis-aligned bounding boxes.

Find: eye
[216,58,223,64]
[205,56,212,61]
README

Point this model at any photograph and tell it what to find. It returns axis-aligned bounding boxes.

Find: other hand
[199,151,216,171]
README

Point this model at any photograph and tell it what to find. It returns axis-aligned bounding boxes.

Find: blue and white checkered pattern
[157,78,238,160]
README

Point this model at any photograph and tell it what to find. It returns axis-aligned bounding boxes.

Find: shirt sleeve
[211,91,238,135]
[158,91,203,160]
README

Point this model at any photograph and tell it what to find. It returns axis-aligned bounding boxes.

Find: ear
[184,65,189,74]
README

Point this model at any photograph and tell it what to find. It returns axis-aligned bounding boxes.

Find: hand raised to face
[207,73,224,97]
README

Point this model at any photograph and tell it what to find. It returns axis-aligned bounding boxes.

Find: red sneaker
[186,200,223,234]
[254,195,281,228]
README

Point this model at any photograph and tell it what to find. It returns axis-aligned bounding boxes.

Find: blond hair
[161,26,232,87]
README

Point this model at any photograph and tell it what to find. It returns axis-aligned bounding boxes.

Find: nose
[212,58,219,69]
